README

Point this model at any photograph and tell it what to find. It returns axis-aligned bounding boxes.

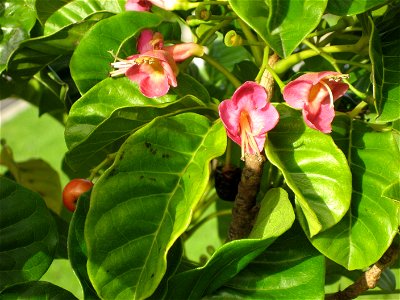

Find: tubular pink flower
[125,0,152,11]
[219,81,280,159]
[110,30,203,98]
[283,71,349,133]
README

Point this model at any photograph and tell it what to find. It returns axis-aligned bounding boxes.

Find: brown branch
[326,242,400,300]
[227,153,265,241]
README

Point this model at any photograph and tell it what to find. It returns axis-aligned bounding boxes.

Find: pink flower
[110,30,204,98]
[125,0,152,11]
[282,71,349,133]
[219,81,280,159]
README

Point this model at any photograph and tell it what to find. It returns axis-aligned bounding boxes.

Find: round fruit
[62,179,93,212]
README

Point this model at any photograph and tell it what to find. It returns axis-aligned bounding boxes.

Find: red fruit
[62,179,93,212]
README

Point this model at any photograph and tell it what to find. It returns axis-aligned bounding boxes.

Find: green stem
[347,101,368,119]
[199,19,232,45]
[201,54,242,88]
[224,139,233,167]
[307,18,351,39]
[88,153,117,181]
[274,36,369,75]
[238,19,263,66]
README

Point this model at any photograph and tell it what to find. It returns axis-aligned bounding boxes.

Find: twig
[227,153,265,241]
[326,242,400,300]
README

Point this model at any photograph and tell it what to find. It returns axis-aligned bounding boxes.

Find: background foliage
[1,0,399,299]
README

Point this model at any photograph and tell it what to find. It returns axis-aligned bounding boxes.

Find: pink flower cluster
[125,0,185,11]
[218,72,348,158]
[110,30,203,98]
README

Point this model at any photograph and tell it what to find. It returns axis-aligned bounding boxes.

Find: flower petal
[164,43,204,62]
[125,0,152,11]
[231,81,268,110]
[303,101,335,133]
[283,80,313,109]
[219,99,241,145]
[137,29,155,53]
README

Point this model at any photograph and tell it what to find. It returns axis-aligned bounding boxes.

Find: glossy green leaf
[0,177,58,291]
[228,0,327,57]
[383,180,400,203]
[305,116,400,270]
[0,0,36,73]
[326,0,387,16]
[265,104,352,237]
[65,91,217,176]
[44,0,123,35]
[70,11,163,94]
[209,223,325,299]
[359,14,400,122]
[5,12,112,78]
[68,192,99,299]
[35,0,73,25]
[85,113,226,300]
[166,188,295,299]
[0,281,78,299]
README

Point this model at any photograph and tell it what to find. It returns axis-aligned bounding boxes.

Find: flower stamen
[320,80,335,108]
[239,111,261,159]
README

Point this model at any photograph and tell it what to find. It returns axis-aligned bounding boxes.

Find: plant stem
[201,54,242,88]
[185,209,232,239]
[238,19,263,66]
[274,36,369,75]
[326,242,400,300]
[227,153,265,241]
[88,153,116,181]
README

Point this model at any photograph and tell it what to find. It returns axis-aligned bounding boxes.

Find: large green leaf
[0,177,58,291]
[265,104,352,237]
[65,94,217,176]
[5,12,112,78]
[228,0,327,57]
[35,0,73,25]
[85,113,226,299]
[68,192,99,299]
[326,0,388,16]
[305,116,400,270]
[44,0,123,35]
[69,11,163,94]
[166,188,295,300]
[209,223,325,299]
[0,0,36,73]
[0,281,78,299]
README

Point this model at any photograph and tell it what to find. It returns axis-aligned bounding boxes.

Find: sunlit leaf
[166,188,295,299]
[44,0,123,35]
[209,223,325,299]
[0,0,36,73]
[306,116,400,270]
[326,0,388,16]
[228,0,327,57]
[85,113,226,299]
[65,83,217,176]
[0,177,58,290]
[265,104,352,237]
[70,11,163,94]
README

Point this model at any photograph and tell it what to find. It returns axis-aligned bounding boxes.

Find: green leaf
[359,14,400,122]
[306,116,400,270]
[85,113,226,299]
[0,0,37,73]
[65,89,217,176]
[64,77,181,150]
[326,0,388,16]
[228,0,327,57]
[0,144,63,214]
[265,104,352,237]
[0,177,58,291]
[5,12,112,78]
[68,192,99,299]
[0,281,78,299]
[209,223,325,299]
[70,11,163,94]
[44,0,123,35]
[166,188,295,299]
[382,180,400,203]
[35,0,73,25]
